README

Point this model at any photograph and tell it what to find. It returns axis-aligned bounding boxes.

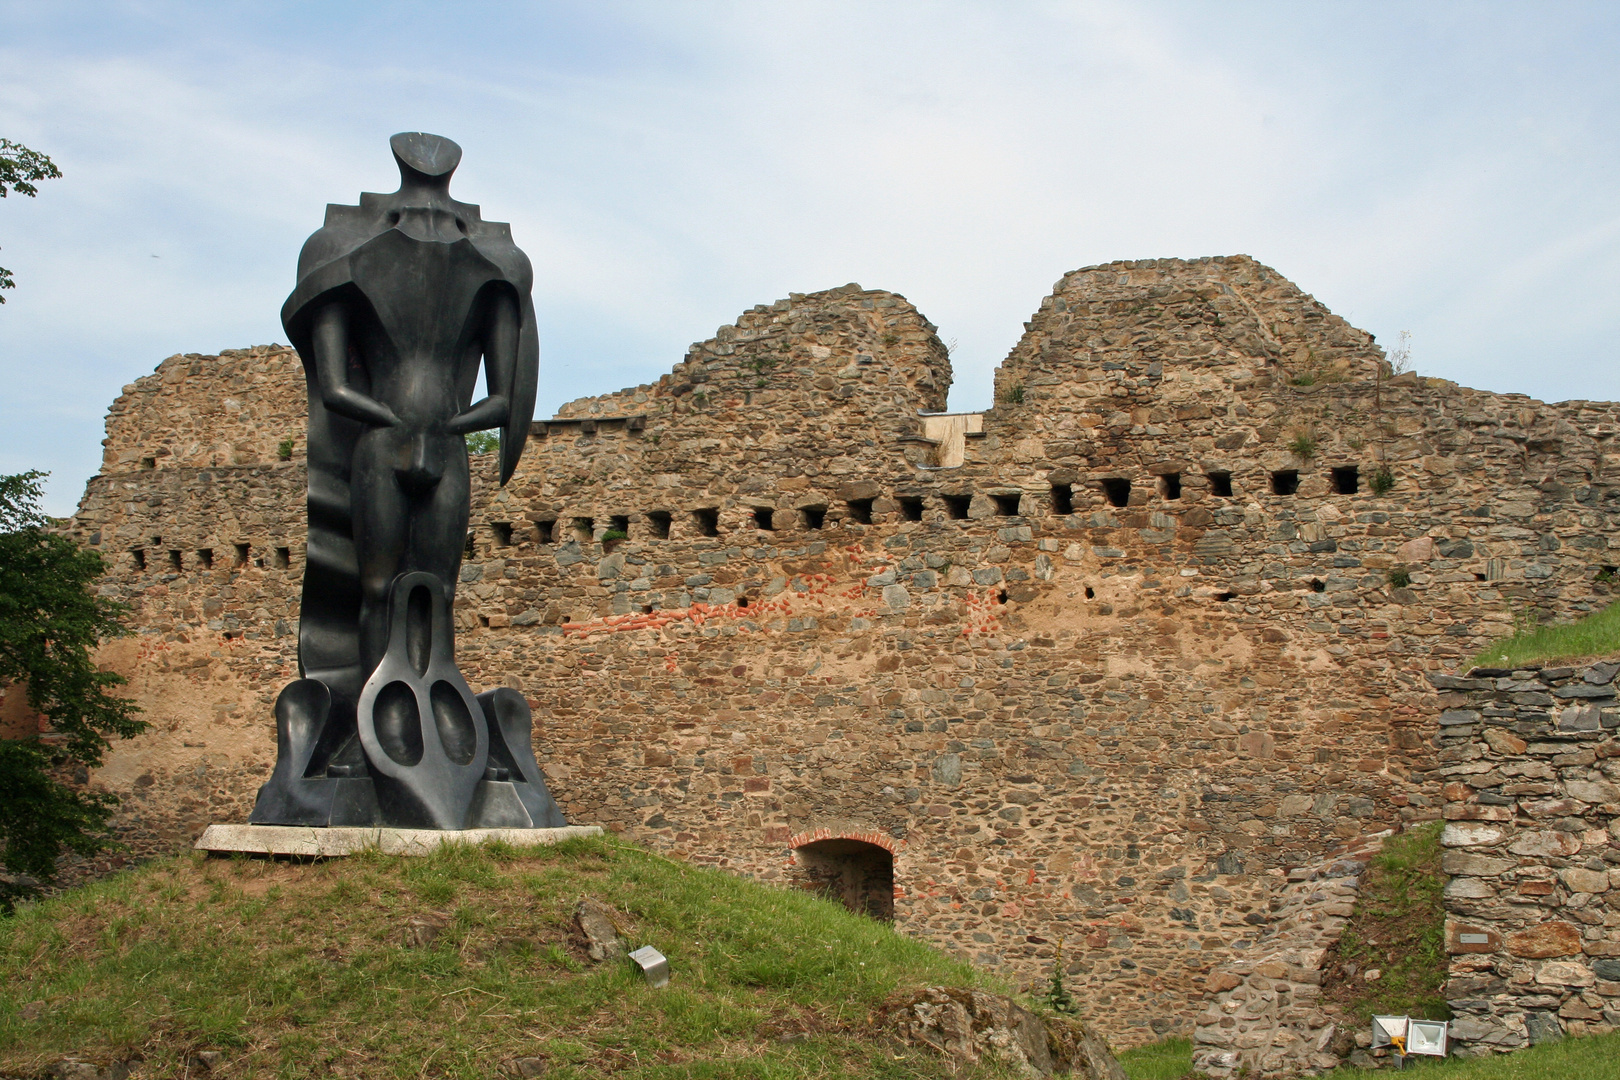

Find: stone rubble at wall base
[1192,832,1386,1077]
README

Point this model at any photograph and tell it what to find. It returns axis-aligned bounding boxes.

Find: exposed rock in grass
[572,897,623,962]
[878,986,1125,1078]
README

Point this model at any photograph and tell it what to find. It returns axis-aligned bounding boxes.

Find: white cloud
[1,1,1617,512]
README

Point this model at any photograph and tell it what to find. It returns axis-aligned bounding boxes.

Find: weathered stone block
[1506,922,1585,959]
[1509,831,1583,858]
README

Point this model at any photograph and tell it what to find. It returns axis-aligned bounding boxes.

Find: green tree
[0,138,63,303]
[0,471,144,911]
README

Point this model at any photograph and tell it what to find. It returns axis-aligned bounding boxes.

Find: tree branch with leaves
[0,138,63,303]
[0,471,145,911]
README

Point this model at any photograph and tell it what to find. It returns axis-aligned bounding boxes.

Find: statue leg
[412,434,470,599]
[351,429,408,680]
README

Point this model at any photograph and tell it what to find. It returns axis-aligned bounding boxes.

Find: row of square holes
[477,467,1366,548]
[125,467,1370,565]
[128,540,290,572]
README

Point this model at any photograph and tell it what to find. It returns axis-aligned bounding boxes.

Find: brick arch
[787,828,900,922]
[787,827,902,854]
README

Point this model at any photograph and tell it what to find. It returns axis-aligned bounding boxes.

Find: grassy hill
[0,835,1029,1079]
[1471,600,1620,668]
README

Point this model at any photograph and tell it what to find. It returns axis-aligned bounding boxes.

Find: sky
[2,2,1618,515]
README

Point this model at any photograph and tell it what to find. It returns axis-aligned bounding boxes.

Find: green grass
[1120,1031,1620,1080]
[1323,822,1448,1024]
[0,836,1016,1079]
[1324,1031,1620,1078]
[1116,1035,1191,1079]
[1471,600,1620,669]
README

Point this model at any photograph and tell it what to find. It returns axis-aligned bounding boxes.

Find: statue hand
[324,386,400,428]
[447,394,509,436]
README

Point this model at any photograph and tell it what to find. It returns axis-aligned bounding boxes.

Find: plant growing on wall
[1387,566,1412,589]
[1040,936,1080,1015]
[276,437,294,461]
[1287,432,1317,462]
[1370,465,1395,495]
[1388,330,1413,376]
[0,471,146,912]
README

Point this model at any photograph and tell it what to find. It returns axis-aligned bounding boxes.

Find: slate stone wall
[64,256,1620,1044]
[1435,661,1620,1052]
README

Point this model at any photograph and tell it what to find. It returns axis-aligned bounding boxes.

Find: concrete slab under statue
[196,824,601,858]
[230,132,575,836]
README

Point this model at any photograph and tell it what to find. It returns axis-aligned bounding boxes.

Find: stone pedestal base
[195,823,604,858]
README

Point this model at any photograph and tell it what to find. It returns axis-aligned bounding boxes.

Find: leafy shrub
[1370,465,1395,495]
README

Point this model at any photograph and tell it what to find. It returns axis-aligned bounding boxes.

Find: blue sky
[2,1,1618,514]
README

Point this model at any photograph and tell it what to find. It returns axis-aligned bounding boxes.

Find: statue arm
[447,289,516,436]
[311,302,399,428]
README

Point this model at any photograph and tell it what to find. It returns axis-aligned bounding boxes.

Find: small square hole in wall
[1271,470,1300,496]
[492,522,513,547]
[694,508,720,537]
[233,543,249,567]
[1331,466,1359,494]
[846,498,874,524]
[898,497,924,521]
[151,536,163,546]
[991,493,1021,516]
[535,518,556,544]
[803,505,827,529]
[464,532,476,557]
[167,549,183,571]
[573,517,595,544]
[197,548,213,569]
[131,549,146,571]
[1050,484,1073,515]
[140,457,155,470]
[610,514,629,535]
[1101,478,1131,507]
[645,511,671,540]
[1207,471,1234,497]
[943,494,971,519]
[1160,473,1182,500]
[751,507,775,530]
[273,547,290,569]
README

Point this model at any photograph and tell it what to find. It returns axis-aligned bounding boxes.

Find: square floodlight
[1371,1015,1408,1049]
[1406,1020,1448,1057]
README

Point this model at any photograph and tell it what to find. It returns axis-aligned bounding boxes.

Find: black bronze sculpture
[251,133,566,831]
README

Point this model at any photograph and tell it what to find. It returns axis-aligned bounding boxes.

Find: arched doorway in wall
[790,834,895,922]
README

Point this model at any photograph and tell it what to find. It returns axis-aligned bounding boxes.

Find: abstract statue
[251,133,566,831]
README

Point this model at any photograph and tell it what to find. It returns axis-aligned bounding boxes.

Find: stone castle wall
[63,255,1620,1044]
[1434,660,1620,1050]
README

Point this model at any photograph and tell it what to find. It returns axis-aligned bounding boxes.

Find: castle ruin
[64,255,1620,1051]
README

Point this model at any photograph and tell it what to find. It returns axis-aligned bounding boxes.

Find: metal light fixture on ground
[629,945,670,987]
[1371,1016,1407,1049]
[1405,1020,1448,1057]
[1371,1016,1449,1062]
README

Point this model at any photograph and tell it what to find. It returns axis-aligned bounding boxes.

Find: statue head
[390,132,462,193]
